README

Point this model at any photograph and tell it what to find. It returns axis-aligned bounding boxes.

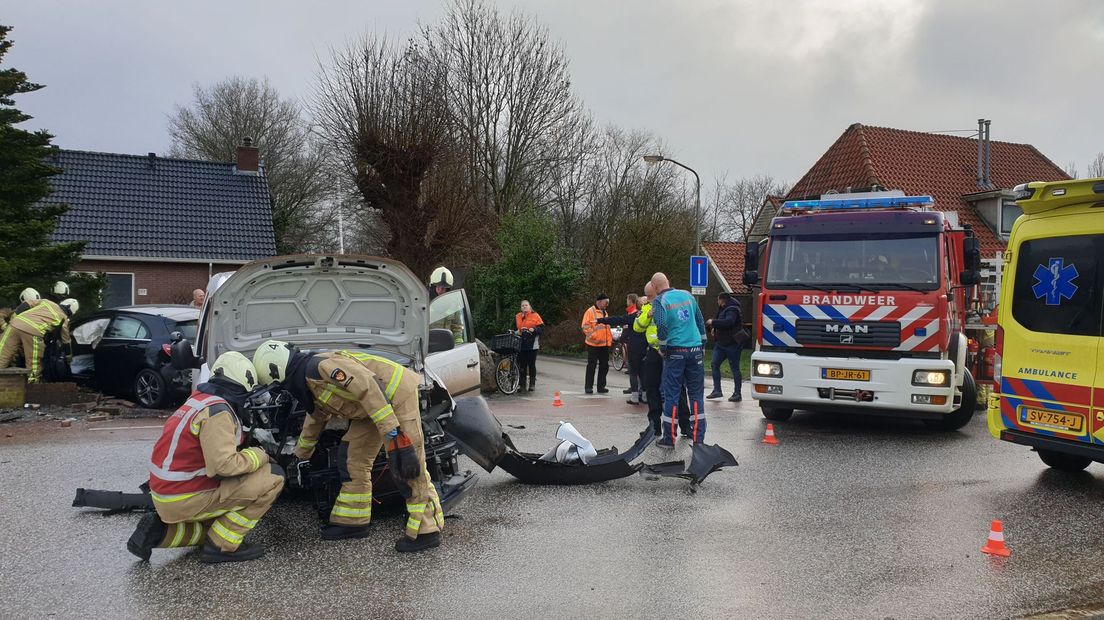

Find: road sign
[690,255,709,290]
[691,287,707,296]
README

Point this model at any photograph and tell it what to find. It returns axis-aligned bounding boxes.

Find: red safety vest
[148,392,241,496]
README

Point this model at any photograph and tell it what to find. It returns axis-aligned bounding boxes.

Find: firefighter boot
[321,524,372,541]
[395,531,441,553]
[127,512,166,561]
[199,541,265,563]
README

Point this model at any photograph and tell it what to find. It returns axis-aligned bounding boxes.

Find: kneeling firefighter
[0,297,77,382]
[253,340,443,553]
[127,351,284,563]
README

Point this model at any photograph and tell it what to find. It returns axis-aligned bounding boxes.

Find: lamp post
[643,154,701,256]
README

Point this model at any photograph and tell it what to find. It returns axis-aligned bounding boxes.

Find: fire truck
[742,191,983,430]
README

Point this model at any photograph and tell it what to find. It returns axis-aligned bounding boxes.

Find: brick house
[710,123,1071,295]
[44,143,276,307]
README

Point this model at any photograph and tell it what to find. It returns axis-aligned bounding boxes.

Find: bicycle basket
[491,332,521,354]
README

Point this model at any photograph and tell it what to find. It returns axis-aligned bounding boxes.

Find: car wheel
[1037,449,1092,472]
[134,368,169,409]
[761,406,793,422]
[922,370,976,431]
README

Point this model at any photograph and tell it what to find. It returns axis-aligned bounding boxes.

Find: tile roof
[784,124,1070,254]
[748,195,784,242]
[45,149,276,261]
[704,241,748,294]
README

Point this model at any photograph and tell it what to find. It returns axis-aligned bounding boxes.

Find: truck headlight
[912,370,950,387]
[755,362,783,378]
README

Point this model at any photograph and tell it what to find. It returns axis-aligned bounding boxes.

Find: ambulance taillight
[993,326,1004,384]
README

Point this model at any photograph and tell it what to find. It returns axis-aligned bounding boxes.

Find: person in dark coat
[598,293,648,404]
[706,293,745,402]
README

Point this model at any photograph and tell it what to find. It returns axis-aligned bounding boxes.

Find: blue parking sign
[690,255,709,289]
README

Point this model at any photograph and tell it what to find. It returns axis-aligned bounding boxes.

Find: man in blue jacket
[649,272,707,447]
[706,293,745,402]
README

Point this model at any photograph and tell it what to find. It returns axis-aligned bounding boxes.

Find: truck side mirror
[960,270,981,286]
[744,243,760,286]
[743,270,760,286]
[963,237,981,272]
[170,334,204,370]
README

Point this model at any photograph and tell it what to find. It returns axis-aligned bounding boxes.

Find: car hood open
[205,255,429,359]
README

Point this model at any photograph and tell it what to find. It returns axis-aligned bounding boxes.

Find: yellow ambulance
[988,178,1104,471]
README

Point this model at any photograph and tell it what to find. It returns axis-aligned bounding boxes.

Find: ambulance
[988,178,1104,471]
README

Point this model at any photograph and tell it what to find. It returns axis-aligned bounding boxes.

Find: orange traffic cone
[981,520,1011,557]
[762,423,779,445]
[552,391,563,408]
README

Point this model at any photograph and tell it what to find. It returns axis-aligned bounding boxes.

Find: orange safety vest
[148,393,239,496]
[581,306,612,347]
[515,311,544,332]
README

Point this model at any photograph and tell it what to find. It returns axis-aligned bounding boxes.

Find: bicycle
[490,331,521,395]
[610,326,626,372]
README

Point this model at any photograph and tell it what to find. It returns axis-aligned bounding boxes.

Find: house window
[1001,200,1023,235]
[102,273,134,309]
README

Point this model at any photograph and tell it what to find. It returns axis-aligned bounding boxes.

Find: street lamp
[643,154,701,256]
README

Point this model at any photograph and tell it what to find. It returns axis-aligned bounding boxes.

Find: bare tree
[1087,152,1104,179]
[704,174,789,242]
[168,77,331,253]
[1064,160,1080,179]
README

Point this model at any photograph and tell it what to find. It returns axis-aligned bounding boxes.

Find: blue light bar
[782,195,934,211]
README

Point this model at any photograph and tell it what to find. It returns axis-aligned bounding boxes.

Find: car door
[69,317,110,382]
[426,289,481,397]
[95,315,152,395]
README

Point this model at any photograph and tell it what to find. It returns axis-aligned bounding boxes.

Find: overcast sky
[6,0,1103,186]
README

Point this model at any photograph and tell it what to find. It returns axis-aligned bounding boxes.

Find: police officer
[252,340,443,553]
[0,297,77,382]
[127,351,284,563]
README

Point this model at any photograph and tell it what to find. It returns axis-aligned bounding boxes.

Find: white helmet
[19,287,40,304]
[252,339,295,385]
[429,266,454,288]
[59,298,80,315]
[53,281,70,296]
[209,351,258,390]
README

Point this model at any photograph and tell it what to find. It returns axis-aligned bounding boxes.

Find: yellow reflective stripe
[170,523,186,548]
[406,517,422,531]
[151,491,200,503]
[211,521,243,545]
[224,511,257,529]
[370,404,394,424]
[406,502,427,513]
[331,506,372,518]
[14,314,48,334]
[189,420,201,435]
[384,367,403,400]
[337,492,372,503]
[318,385,334,405]
[193,505,244,520]
[340,351,404,398]
[297,436,318,449]
[188,522,204,546]
[244,448,261,472]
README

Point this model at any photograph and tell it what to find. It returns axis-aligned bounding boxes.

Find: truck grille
[794,319,900,347]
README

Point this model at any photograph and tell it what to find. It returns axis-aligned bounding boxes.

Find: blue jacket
[652,288,706,349]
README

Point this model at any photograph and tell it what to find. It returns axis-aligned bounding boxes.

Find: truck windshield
[766,234,940,290]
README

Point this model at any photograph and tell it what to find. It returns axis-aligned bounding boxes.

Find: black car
[70,305,199,408]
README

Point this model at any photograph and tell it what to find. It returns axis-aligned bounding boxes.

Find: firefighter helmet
[19,288,40,304]
[252,339,295,385]
[59,298,80,315]
[209,351,258,390]
[429,266,454,288]
[53,281,70,296]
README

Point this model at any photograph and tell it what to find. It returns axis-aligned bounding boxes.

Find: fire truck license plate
[822,368,870,381]
[1020,408,1084,432]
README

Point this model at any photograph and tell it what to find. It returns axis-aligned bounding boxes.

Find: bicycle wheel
[612,344,626,372]
[496,355,520,395]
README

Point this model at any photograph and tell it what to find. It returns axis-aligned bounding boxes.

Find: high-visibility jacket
[581,306,612,347]
[148,392,266,499]
[515,311,544,350]
[10,299,70,344]
[634,302,659,349]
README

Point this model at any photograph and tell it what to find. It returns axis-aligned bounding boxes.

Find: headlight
[912,370,950,386]
[755,362,783,378]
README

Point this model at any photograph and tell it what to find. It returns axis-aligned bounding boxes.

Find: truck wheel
[1037,449,1092,472]
[922,370,976,431]
[761,406,794,422]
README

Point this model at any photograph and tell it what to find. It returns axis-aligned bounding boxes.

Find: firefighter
[127,351,284,564]
[12,287,40,315]
[252,339,443,553]
[428,266,453,300]
[0,297,77,382]
[49,281,69,302]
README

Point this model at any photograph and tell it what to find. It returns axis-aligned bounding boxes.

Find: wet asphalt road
[3,356,1104,619]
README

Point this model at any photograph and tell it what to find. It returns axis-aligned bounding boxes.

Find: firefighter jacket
[515,311,544,351]
[633,302,659,350]
[148,392,267,500]
[10,299,70,344]
[581,306,612,348]
[294,351,410,459]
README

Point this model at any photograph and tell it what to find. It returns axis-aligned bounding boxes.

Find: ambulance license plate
[822,368,870,381]
[1020,408,1084,432]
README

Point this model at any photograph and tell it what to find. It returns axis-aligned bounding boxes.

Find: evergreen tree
[0,24,88,306]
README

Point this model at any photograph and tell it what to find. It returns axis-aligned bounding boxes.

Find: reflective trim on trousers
[332,505,372,518]
[338,491,372,502]
[192,505,244,521]
[210,521,243,545]
[224,511,258,529]
[150,490,201,503]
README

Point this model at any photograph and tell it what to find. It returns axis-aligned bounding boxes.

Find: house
[44,141,276,307]
[709,123,1071,295]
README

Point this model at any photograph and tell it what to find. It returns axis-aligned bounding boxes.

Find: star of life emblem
[1032,258,1078,306]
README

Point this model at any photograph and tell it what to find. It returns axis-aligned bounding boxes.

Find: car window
[72,318,110,346]
[172,319,198,341]
[429,290,471,344]
[1011,234,1103,337]
[104,316,151,340]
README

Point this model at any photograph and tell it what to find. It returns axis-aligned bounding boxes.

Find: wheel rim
[136,371,162,406]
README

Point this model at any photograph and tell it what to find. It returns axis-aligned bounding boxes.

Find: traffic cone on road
[762,423,779,445]
[552,391,564,408]
[981,520,1011,557]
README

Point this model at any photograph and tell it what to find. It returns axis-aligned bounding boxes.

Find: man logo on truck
[824,324,869,334]
[1031,258,1078,306]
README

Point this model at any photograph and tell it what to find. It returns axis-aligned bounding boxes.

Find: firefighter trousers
[335,394,444,539]
[0,328,41,382]
[152,467,284,552]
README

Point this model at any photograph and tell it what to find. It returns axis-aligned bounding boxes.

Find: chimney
[235,137,259,174]
[147,152,156,169]
[976,118,985,189]
[983,120,992,189]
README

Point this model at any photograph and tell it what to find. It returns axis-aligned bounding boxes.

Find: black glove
[386,429,421,480]
[595,317,608,325]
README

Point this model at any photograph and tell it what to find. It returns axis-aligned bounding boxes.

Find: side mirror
[743,270,760,286]
[744,243,760,270]
[428,328,455,354]
[170,336,204,370]
[960,270,981,286]
[963,237,981,272]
